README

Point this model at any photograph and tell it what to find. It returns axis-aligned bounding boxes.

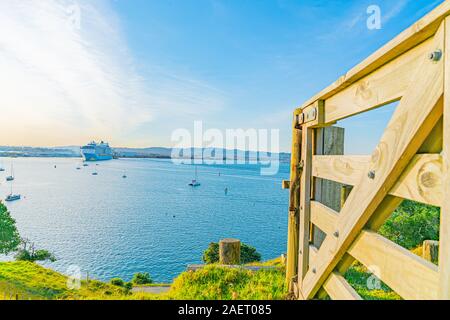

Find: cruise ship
[81,141,113,161]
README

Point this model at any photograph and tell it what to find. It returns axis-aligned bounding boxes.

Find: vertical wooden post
[439,16,450,300]
[286,110,302,289]
[423,240,439,264]
[219,239,241,265]
[298,127,313,294]
[313,127,345,248]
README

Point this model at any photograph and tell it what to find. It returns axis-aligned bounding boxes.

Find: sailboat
[188,166,201,187]
[5,181,20,202]
[122,171,127,179]
[6,164,14,181]
[0,160,5,172]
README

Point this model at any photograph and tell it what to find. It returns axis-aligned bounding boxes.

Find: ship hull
[81,152,113,162]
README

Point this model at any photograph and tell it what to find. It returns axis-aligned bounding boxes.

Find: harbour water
[0,157,289,283]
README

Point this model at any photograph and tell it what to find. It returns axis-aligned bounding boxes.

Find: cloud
[0,0,225,147]
[382,0,410,24]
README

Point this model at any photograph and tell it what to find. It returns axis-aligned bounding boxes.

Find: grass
[0,259,287,300]
[0,257,402,300]
[344,264,401,300]
[0,261,130,300]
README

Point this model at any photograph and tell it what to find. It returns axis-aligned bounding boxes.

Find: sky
[0,0,444,152]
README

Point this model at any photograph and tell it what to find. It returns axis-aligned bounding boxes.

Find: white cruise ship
[81,141,113,161]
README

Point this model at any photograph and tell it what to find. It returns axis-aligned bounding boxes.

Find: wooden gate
[286,1,450,300]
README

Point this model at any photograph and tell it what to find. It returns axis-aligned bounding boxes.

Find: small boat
[0,160,5,172]
[6,164,14,181]
[92,171,98,176]
[188,166,201,187]
[76,167,81,170]
[83,163,89,167]
[5,194,21,202]
[5,183,20,202]
[122,171,127,179]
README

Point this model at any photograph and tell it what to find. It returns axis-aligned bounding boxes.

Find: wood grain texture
[439,15,450,300]
[348,230,439,300]
[301,24,445,299]
[323,272,362,300]
[286,111,302,288]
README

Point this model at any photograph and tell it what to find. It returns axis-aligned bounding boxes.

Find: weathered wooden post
[219,239,241,265]
[286,110,302,290]
[340,185,352,209]
[313,127,345,247]
[423,240,439,264]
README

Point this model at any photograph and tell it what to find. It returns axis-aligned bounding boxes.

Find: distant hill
[0,145,290,163]
[113,147,291,163]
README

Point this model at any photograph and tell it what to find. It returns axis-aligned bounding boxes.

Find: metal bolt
[312,268,317,274]
[299,250,303,255]
[333,231,340,238]
[429,50,442,62]
[368,170,376,180]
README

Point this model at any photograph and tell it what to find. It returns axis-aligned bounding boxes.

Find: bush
[132,272,153,285]
[110,278,125,287]
[379,200,440,250]
[203,242,262,265]
[15,249,56,263]
[0,203,21,254]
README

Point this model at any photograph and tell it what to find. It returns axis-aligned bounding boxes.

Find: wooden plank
[419,118,443,153]
[439,15,450,300]
[309,245,318,266]
[286,111,302,288]
[323,272,362,301]
[301,24,445,299]
[348,230,439,300]
[312,127,345,248]
[310,201,338,236]
[313,154,443,206]
[298,127,313,287]
[297,1,450,112]
[312,155,370,185]
[390,154,443,207]
[323,38,433,124]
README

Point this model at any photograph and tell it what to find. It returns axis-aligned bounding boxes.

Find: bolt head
[333,231,340,238]
[312,268,317,274]
[368,171,376,180]
[429,50,442,62]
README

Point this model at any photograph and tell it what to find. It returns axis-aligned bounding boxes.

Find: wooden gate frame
[286,1,450,300]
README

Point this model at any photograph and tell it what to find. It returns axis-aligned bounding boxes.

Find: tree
[14,238,56,262]
[203,242,262,264]
[379,200,440,249]
[132,272,153,285]
[0,203,21,255]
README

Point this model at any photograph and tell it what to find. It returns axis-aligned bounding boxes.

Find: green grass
[0,261,130,300]
[0,258,402,300]
[344,264,401,300]
[0,259,287,300]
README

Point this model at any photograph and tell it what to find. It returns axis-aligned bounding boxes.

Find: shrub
[15,248,56,262]
[203,242,262,265]
[132,272,153,285]
[0,203,21,254]
[379,200,440,250]
[110,278,126,287]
